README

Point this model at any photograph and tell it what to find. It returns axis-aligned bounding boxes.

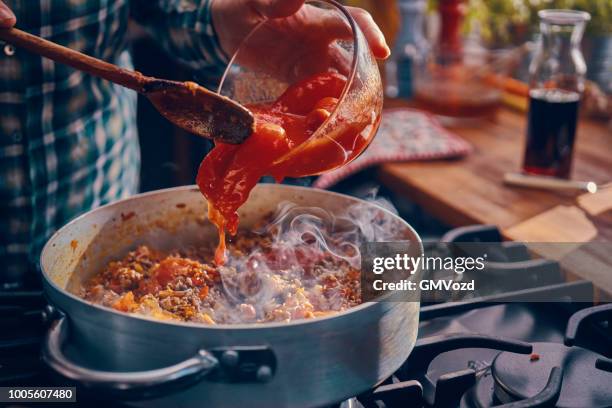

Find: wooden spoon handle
[0,27,149,92]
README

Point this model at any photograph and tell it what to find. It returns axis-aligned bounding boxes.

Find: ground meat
[80,227,362,324]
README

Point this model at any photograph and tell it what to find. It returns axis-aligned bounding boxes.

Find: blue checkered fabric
[0,0,226,287]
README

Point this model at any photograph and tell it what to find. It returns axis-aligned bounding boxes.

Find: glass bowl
[217,0,383,178]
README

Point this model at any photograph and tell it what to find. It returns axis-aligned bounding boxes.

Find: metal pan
[40,184,422,407]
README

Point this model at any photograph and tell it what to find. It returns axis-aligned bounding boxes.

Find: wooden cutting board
[504,198,612,298]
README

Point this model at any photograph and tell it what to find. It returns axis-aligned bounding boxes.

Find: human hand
[211,0,390,81]
[0,1,16,28]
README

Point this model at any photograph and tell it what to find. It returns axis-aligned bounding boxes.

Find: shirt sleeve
[130,0,229,73]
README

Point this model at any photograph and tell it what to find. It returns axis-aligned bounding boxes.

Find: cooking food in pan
[42,185,422,408]
[77,199,401,325]
[80,225,360,324]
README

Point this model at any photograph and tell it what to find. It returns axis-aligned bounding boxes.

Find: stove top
[2,226,611,408]
[353,298,612,408]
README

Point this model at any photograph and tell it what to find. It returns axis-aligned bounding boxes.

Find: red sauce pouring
[196,72,376,265]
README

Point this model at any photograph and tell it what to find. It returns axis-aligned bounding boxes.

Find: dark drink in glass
[522,88,580,179]
[522,9,590,180]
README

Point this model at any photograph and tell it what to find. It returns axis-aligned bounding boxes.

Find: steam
[212,195,402,323]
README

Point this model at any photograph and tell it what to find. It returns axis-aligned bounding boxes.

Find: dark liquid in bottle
[523,88,580,179]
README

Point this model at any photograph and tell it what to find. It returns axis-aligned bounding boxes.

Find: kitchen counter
[378,101,612,296]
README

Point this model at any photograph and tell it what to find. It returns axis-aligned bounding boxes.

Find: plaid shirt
[0,0,227,288]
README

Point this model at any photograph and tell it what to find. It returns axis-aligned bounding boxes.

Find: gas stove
[1,226,611,408]
[356,296,612,408]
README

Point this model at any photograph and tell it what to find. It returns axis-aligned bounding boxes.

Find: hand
[0,1,16,28]
[211,0,390,81]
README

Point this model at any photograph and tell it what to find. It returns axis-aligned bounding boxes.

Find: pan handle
[42,311,276,400]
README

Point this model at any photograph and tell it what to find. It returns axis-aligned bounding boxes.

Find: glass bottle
[522,9,590,179]
[384,0,428,98]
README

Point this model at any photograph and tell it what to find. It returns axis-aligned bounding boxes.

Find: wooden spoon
[0,28,254,144]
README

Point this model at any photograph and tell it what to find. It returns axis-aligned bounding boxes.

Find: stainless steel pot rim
[41,184,423,331]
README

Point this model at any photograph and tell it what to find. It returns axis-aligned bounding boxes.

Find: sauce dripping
[196,72,371,265]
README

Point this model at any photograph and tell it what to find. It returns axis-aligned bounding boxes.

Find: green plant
[428,0,612,46]
[464,0,531,45]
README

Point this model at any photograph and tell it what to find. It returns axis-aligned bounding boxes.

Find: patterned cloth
[314,108,473,189]
[0,0,227,287]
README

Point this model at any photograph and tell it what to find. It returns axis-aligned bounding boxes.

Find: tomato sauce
[196,72,374,265]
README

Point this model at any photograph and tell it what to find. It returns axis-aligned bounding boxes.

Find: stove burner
[492,342,612,408]
[460,366,563,408]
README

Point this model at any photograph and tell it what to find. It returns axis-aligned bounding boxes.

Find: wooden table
[378,102,612,295]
